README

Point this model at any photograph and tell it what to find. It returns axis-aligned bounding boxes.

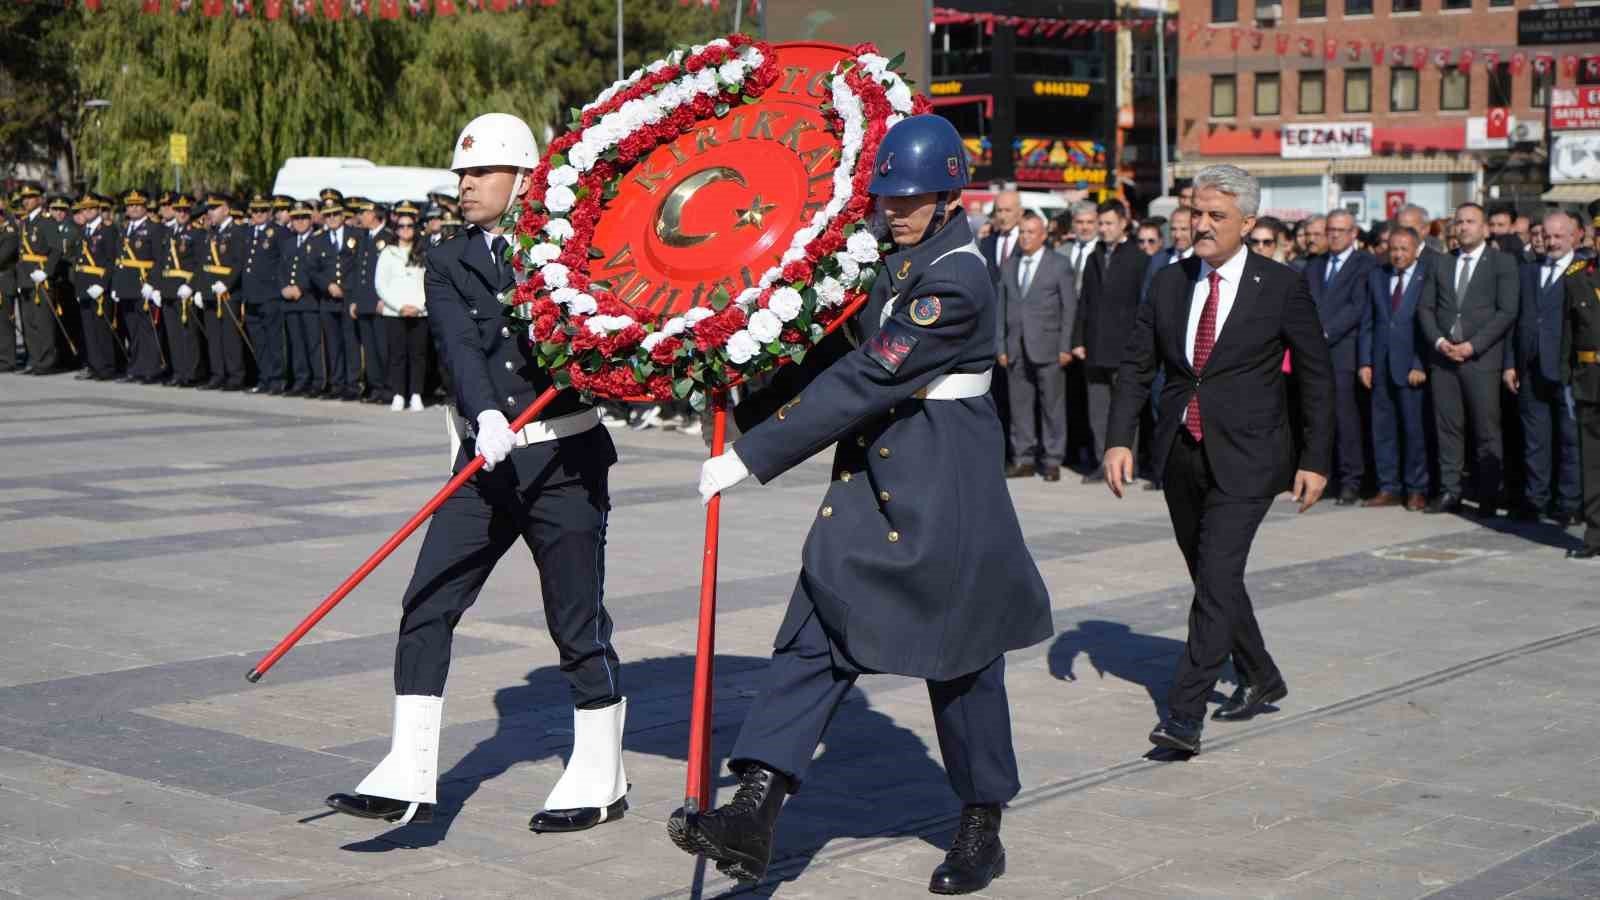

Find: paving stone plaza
[2,378,1599,899]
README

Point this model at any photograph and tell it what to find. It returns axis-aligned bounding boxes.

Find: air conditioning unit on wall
[1256,3,1283,22]
[1511,121,1544,144]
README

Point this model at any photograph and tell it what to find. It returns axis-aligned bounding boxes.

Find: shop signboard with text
[1280,122,1373,159]
[1553,88,1600,131]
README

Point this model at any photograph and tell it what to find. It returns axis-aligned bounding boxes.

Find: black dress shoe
[341,389,362,401]
[668,763,790,883]
[1336,486,1360,506]
[1212,678,1288,721]
[528,797,627,833]
[1424,492,1461,514]
[220,384,242,392]
[196,381,221,391]
[324,792,433,824]
[929,804,1006,895]
[1550,511,1581,528]
[1143,480,1164,491]
[1081,466,1105,485]
[1148,718,1202,754]
[1569,547,1600,560]
[1509,504,1542,522]
[73,371,94,381]
[1004,463,1035,479]
[1040,466,1061,482]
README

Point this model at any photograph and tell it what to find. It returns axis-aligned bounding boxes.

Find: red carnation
[781,261,812,283]
[912,95,933,115]
[692,306,747,351]
[852,42,879,56]
[650,335,684,366]
[780,327,802,343]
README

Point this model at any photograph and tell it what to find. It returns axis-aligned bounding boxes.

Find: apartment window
[1345,68,1372,113]
[1442,0,1470,8]
[1213,75,1237,117]
[1213,0,1238,22]
[1255,73,1281,116]
[1392,0,1420,11]
[1299,71,1326,114]
[1441,69,1470,110]
[1533,67,1553,107]
[1489,0,1512,7]
[1346,0,1373,14]
[1391,68,1419,111]
[1300,0,1326,16]
[1488,63,1512,107]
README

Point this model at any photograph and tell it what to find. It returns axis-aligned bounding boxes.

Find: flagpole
[617,0,624,81]
[734,0,741,32]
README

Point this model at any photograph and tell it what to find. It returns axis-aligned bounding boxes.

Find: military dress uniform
[113,192,167,382]
[72,200,120,380]
[242,195,286,392]
[279,203,323,395]
[351,212,396,401]
[0,205,17,372]
[16,186,69,373]
[308,207,358,398]
[156,197,201,385]
[1561,258,1600,557]
[200,198,249,390]
[181,205,215,385]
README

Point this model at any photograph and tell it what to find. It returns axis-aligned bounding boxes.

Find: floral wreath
[500,34,930,403]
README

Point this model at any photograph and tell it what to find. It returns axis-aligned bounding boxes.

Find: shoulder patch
[910,296,941,326]
[1569,259,1590,277]
[864,319,921,374]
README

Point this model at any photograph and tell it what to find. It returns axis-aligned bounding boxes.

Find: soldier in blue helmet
[668,115,1053,895]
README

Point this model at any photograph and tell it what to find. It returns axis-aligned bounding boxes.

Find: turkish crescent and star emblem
[459,134,475,150]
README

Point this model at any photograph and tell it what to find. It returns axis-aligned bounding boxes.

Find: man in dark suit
[1359,226,1431,510]
[1418,202,1520,515]
[1059,200,1101,297]
[978,189,1022,284]
[1073,199,1150,480]
[1306,209,1376,504]
[1141,207,1193,303]
[1504,210,1582,525]
[309,199,358,399]
[999,211,1077,480]
[1103,164,1334,753]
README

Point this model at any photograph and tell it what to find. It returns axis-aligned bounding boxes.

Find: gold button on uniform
[879,490,891,502]
[840,472,852,482]
[820,506,833,518]
[878,447,891,459]
[856,435,867,447]
[887,530,900,543]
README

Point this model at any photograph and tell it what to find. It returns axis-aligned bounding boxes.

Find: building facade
[1176,0,1600,222]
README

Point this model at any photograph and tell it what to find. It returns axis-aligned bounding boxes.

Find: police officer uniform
[242,192,287,394]
[72,196,120,381]
[279,201,323,396]
[308,198,358,399]
[113,189,167,383]
[16,184,69,374]
[671,115,1052,895]
[156,193,201,386]
[198,194,249,390]
[1562,257,1600,558]
[324,114,628,834]
[351,199,395,402]
[0,196,18,373]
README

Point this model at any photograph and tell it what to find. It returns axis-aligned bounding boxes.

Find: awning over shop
[1172,158,1329,178]
[1542,183,1600,202]
[1174,155,1482,179]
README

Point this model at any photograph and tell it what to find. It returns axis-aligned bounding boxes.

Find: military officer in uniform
[158,193,202,387]
[1562,252,1600,558]
[351,198,395,402]
[0,194,18,373]
[272,194,293,228]
[114,189,166,384]
[279,201,322,396]
[17,183,69,375]
[673,116,1052,895]
[72,194,119,381]
[197,193,249,391]
[309,197,358,399]
[243,192,286,394]
[323,113,628,834]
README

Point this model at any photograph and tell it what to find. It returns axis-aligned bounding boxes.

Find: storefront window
[1391,68,1418,112]
[1300,0,1326,17]
[1299,71,1326,114]
[1213,75,1237,118]
[1441,69,1470,110]
[932,24,992,77]
[1214,0,1238,21]
[1012,28,1104,79]
[1345,69,1371,113]
[1255,73,1281,116]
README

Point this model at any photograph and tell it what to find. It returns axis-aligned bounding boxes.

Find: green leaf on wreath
[742,95,760,105]
[715,103,730,117]
[888,51,906,70]
[553,368,572,389]
[765,340,782,354]
[551,153,567,168]
[673,377,694,399]
[589,246,605,259]
[550,352,569,369]
[791,347,807,365]
[710,285,731,310]
[540,341,563,356]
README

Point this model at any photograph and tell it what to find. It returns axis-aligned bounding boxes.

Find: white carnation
[568,142,599,172]
[527,243,561,266]
[846,231,880,264]
[569,293,598,315]
[641,332,668,352]
[543,218,574,242]
[735,287,762,308]
[858,54,890,77]
[647,60,669,74]
[551,287,580,306]
[781,247,806,265]
[724,330,760,364]
[542,263,570,289]
[683,307,715,325]
[547,165,579,188]
[815,277,847,309]
[886,80,913,112]
[718,60,746,84]
[748,309,782,343]
[545,185,577,214]
[759,269,779,288]
[835,254,861,284]
[585,314,635,334]
[662,316,687,336]
[693,69,718,94]
[768,287,803,322]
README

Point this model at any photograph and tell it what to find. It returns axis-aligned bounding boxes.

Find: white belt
[451,406,600,450]
[915,369,992,400]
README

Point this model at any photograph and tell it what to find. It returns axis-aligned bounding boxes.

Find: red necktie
[1186,271,1222,442]
[1391,272,1405,314]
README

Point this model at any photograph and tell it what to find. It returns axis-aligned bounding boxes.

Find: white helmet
[450,113,539,172]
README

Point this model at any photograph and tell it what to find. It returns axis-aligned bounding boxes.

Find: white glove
[150,293,162,308]
[474,410,517,472]
[86,285,103,300]
[177,284,193,300]
[699,448,751,505]
[140,282,155,301]
[29,270,45,285]
[193,295,205,309]
[211,280,227,296]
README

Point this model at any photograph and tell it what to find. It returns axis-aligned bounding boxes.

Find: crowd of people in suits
[981,186,1600,550]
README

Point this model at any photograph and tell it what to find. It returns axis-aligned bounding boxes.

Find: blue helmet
[868,114,969,197]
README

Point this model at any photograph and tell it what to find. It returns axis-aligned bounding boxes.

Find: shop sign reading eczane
[1279,122,1373,159]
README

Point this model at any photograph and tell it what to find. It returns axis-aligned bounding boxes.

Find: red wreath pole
[684,395,729,814]
[245,386,564,683]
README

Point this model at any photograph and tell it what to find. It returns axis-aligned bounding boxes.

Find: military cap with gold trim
[319,197,347,216]
[440,209,464,227]
[47,195,71,211]
[393,200,422,217]
[271,194,293,210]
[318,187,345,204]
[173,192,195,208]
[248,191,271,212]
[17,182,43,200]
[72,194,97,212]
[99,193,115,211]
[422,204,442,221]
[289,199,315,218]
[205,191,237,210]
[122,187,152,207]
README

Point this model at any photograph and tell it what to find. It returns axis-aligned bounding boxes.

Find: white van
[271,157,458,203]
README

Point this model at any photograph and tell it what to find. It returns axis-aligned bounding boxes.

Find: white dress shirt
[1389,263,1417,299]
[1542,252,1574,290]
[993,227,1017,268]
[1184,245,1249,365]
[1323,245,1353,282]
[1437,243,1485,350]
[1016,246,1045,295]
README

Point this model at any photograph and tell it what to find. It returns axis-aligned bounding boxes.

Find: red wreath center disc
[588,42,852,320]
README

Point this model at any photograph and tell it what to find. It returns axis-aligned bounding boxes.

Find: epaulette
[1567,259,1590,278]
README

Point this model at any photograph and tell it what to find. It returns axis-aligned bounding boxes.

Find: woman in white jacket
[376,204,429,411]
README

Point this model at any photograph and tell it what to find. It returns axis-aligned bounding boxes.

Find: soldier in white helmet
[325,113,628,833]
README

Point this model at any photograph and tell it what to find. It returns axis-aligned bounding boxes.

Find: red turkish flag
[1298,36,1314,56]
[1535,53,1553,74]
[1587,56,1600,79]
[435,0,454,13]
[1486,107,1509,139]
[1564,54,1580,78]
[1325,39,1338,61]
[1413,46,1428,68]
[202,0,222,14]
[1457,48,1474,71]
[489,0,507,8]
[1249,30,1263,50]
[141,0,160,10]
[265,0,280,15]
[1347,40,1363,62]
[1512,51,1527,76]
[1390,44,1406,65]
[1370,41,1384,64]
[1483,50,1500,69]
[1230,30,1243,50]
[1275,33,1291,55]
[1433,48,1450,68]
[84,0,101,10]
[321,0,340,16]
[379,0,399,15]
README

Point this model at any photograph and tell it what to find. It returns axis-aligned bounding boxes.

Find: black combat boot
[928,804,1006,894]
[667,762,790,883]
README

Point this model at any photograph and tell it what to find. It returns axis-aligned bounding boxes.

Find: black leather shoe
[929,804,1006,895]
[195,381,221,391]
[667,763,790,883]
[1336,486,1360,506]
[1569,547,1600,560]
[1040,466,1061,482]
[1080,466,1105,485]
[1212,678,1288,721]
[529,797,627,833]
[1143,480,1164,491]
[73,371,94,381]
[324,793,433,824]
[1004,463,1035,479]
[1550,511,1581,528]
[1148,718,1202,754]
[1424,492,1461,514]
[1510,504,1542,522]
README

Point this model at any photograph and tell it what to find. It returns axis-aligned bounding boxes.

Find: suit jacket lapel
[1206,252,1262,366]
[1167,256,1202,376]
[461,231,503,294]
